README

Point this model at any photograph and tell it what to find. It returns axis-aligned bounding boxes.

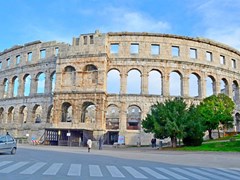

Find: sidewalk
[18,143,240,168]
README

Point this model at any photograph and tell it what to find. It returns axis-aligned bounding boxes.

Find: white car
[0,134,17,155]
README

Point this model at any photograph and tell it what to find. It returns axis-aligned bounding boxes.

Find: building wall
[0,31,240,145]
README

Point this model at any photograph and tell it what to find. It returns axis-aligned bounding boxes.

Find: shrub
[183,136,203,146]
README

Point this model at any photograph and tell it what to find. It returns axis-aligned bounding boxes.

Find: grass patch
[177,140,240,152]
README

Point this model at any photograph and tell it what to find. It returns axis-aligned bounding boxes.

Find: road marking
[0,161,13,168]
[123,166,147,179]
[156,167,189,179]
[106,165,125,178]
[217,168,240,176]
[0,161,29,173]
[43,163,63,175]
[172,167,209,180]
[201,168,240,180]
[186,168,227,180]
[20,162,46,174]
[67,164,81,176]
[140,167,169,179]
[89,165,103,177]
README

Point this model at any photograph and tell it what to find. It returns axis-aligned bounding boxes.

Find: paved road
[0,144,239,180]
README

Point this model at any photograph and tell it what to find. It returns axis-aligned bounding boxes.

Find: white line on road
[67,164,81,176]
[20,162,47,174]
[0,162,29,173]
[43,163,63,175]
[106,165,125,178]
[123,166,147,179]
[89,165,103,177]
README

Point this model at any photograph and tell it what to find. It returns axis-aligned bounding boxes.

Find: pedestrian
[151,138,156,148]
[98,136,103,150]
[87,138,92,152]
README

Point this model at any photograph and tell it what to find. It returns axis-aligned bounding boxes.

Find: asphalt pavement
[17,143,240,169]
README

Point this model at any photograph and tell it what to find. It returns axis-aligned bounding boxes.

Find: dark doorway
[105,131,119,145]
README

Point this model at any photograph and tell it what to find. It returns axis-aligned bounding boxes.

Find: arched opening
[189,73,200,97]
[127,105,141,130]
[107,69,120,94]
[36,72,46,93]
[33,105,43,123]
[127,69,141,94]
[232,81,239,102]
[8,106,14,123]
[19,106,28,124]
[84,64,98,84]
[106,104,119,129]
[206,76,215,97]
[13,76,19,97]
[50,72,56,93]
[46,105,53,123]
[81,102,96,123]
[61,102,72,122]
[170,71,182,96]
[148,70,162,95]
[221,78,229,95]
[23,74,31,96]
[63,66,76,86]
[0,107,4,124]
[3,78,9,98]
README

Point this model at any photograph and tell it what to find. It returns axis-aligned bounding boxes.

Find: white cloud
[100,7,171,33]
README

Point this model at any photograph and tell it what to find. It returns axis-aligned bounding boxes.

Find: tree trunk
[217,127,221,138]
[171,136,177,148]
[208,129,213,139]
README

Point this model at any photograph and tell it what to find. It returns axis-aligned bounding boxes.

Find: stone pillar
[215,79,221,95]
[31,76,37,95]
[141,72,148,95]
[228,78,233,98]
[120,73,127,94]
[18,76,24,97]
[182,75,189,97]
[45,72,51,94]
[8,81,13,98]
[119,101,127,134]
[162,75,169,96]
[0,84,3,98]
[201,76,206,98]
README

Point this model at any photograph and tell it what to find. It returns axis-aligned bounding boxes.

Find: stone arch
[206,75,216,97]
[106,104,120,129]
[221,78,229,95]
[63,66,76,86]
[61,102,72,122]
[23,74,31,96]
[8,106,14,123]
[3,78,9,98]
[36,72,46,93]
[127,69,141,94]
[81,101,96,123]
[127,105,141,130]
[19,105,28,124]
[148,69,162,95]
[84,64,98,84]
[12,76,19,97]
[32,104,43,123]
[46,105,53,123]
[189,73,200,97]
[232,80,239,102]
[50,71,56,93]
[170,71,182,96]
[107,69,120,94]
[235,112,240,132]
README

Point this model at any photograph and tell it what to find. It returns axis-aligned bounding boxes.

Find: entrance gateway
[44,129,119,146]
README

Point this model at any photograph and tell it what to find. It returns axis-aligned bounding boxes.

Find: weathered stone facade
[0,31,240,146]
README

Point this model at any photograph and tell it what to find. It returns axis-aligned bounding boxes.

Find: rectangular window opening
[7,58,10,67]
[28,52,32,61]
[220,55,225,65]
[190,48,197,59]
[40,49,46,59]
[110,43,119,54]
[0,62,2,69]
[232,59,236,68]
[16,55,20,65]
[206,51,212,61]
[172,46,179,57]
[130,43,139,54]
[151,44,160,55]
[90,35,94,44]
[55,47,59,56]
[83,36,87,45]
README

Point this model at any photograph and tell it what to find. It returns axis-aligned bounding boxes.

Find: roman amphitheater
[0,30,240,146]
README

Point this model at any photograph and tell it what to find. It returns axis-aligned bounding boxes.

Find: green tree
[198,93,235,139]
[183,104,205,146]
[142,97,188,147]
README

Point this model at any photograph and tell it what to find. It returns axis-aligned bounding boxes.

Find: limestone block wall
[0,31,240,145]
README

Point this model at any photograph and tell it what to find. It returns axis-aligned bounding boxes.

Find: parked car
[0,133,17,155]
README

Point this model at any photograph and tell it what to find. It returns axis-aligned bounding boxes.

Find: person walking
[98,136,103,150]
[87,138,92,152]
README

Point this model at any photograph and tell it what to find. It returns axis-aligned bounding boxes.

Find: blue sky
[1,0,240,52]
